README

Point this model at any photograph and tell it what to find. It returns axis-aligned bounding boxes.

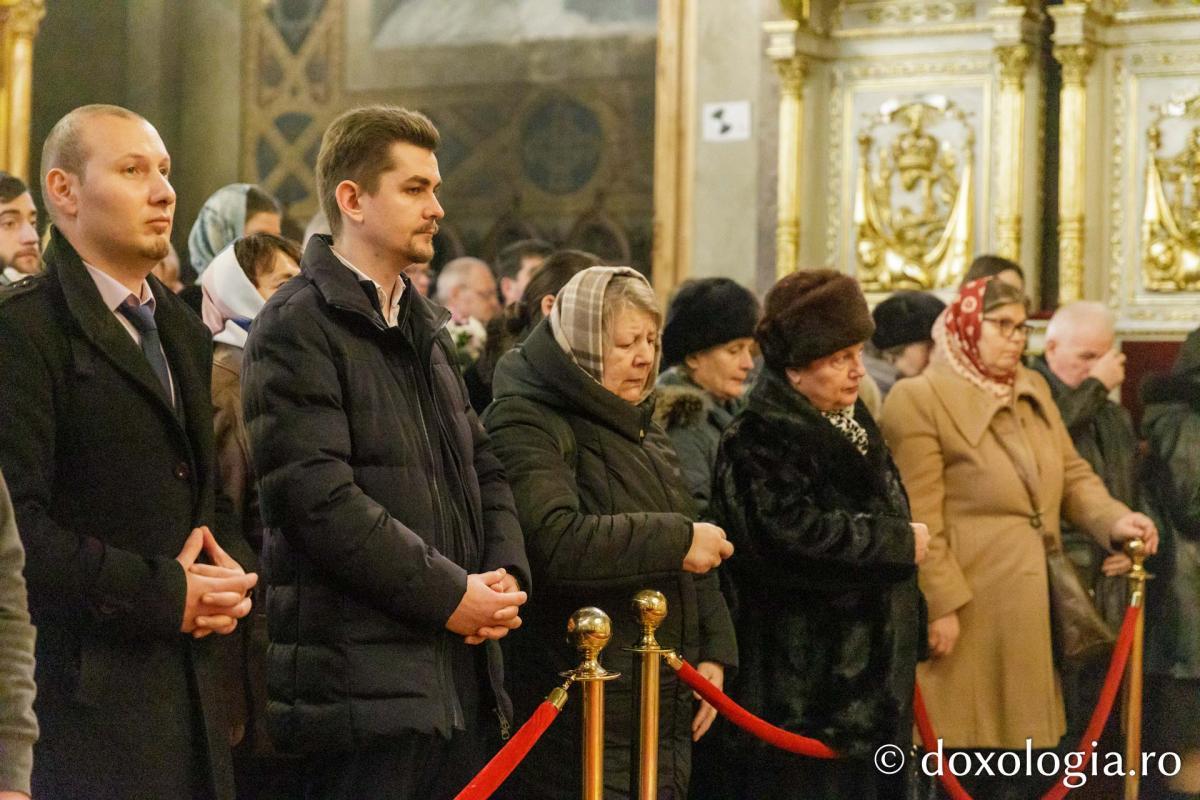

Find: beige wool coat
[880,360,1129,749]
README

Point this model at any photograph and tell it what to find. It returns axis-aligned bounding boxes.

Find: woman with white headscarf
[483,266,737,800]
[203,233,300,547]
[201,232,300,795]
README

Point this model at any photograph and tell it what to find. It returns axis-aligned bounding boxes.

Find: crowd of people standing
[0,101,1193,800]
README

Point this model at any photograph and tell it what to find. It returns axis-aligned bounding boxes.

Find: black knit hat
[756,270,874,371]
[662,278,760,368]
[870,291,946,350]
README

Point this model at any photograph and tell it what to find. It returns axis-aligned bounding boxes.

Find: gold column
[1123,539,1149,800]
[772,55,808,278]
[630,591,670,800]
[1055,44,1094,304]
[0,0,44,181]
[652,0,696,303]
[565,608,619,800]
[994,44,1031,261]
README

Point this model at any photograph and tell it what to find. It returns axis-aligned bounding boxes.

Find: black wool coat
[242,235,529,754]
[0,229,254,800]
[482,321,737,800]
[711,367,924,760]
[1031,355,1136,627]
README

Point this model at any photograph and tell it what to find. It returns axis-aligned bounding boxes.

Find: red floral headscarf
[931,277,1017,400]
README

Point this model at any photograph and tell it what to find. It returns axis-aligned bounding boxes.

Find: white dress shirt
[331,247,405,328]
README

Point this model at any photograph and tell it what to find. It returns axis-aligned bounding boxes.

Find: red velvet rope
[453,699,563,800]
[913,603,1140,800]
[673,659,839,758]
[673,601,1139,800]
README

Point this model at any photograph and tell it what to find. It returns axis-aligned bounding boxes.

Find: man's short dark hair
[0,172,29,204]
[496,238,553,280]
[245,185,281,222]
[316,105,440,236]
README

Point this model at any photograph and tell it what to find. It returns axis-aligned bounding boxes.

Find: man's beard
[138,235,170,262]
[2,251,39,274]
[403,236,435,264]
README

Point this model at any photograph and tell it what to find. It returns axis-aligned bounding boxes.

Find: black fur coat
[711,367,926,758]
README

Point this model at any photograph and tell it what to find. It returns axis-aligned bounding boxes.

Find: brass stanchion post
[564,607,620,800]
[1124,539,1149,800]
[628,590,671,800]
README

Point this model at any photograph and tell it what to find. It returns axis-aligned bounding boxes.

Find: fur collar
[742,367,896,497]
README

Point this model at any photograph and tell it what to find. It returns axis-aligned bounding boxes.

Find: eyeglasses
[981,317,1032,340]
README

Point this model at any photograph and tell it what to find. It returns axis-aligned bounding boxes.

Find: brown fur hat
[756,269,875,371]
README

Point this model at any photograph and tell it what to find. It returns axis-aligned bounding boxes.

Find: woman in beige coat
[880,277,1157,799]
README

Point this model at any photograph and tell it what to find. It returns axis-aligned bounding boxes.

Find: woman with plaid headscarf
[483,266,737,799]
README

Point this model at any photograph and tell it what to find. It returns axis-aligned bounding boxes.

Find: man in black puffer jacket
[242,106,530,800]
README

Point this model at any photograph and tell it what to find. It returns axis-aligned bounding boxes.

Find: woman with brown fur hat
[710,269,930,799]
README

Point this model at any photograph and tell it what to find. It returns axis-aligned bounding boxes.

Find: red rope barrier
[669,598,1139,800]
[453,695,565,800]
[913,603,1140,800]
[672,658,839,758]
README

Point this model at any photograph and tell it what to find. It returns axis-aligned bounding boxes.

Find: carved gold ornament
[1141,95,1200,292]
[853,96,975,290]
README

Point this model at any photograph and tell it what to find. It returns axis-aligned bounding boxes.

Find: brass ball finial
[1125,538,1145,559]
[568,607,612,651]
[566,607,615,680]
[630,589,672,655]
[632,590,668,629]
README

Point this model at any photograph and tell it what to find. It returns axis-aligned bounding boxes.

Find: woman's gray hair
[601,274,662,347]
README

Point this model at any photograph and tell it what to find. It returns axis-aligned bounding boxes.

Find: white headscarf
[200,244,264,348]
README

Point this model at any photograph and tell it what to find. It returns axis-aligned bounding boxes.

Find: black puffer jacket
[482,320,737,799]
[711,367,924,759]
[242,236,529,753]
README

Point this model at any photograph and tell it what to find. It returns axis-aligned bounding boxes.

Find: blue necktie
[117,300,174,406]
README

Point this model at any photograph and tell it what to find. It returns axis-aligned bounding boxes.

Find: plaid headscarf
[550,266,661,404]
[931,276,1016,401]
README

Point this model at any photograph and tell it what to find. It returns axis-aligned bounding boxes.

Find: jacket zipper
[410,359,465,732]
[343,298,466,732]
[404,317,466,733]
[427,347,475,566]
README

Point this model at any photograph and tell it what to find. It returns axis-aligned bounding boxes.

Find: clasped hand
[177,526,257,639]
[446,568,527,645]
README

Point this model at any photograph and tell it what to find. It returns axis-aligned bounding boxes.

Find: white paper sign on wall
[701,101,751,142]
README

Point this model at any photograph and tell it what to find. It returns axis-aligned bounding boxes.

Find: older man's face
[459,264,500,323]
[1046,322,1114,389]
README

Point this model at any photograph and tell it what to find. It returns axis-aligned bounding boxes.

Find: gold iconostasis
[766,0,1200,339]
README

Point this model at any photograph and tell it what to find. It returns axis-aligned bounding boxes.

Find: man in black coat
[242,105,530,800]
[0,104,258,799]
[1033,301,1136,739]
